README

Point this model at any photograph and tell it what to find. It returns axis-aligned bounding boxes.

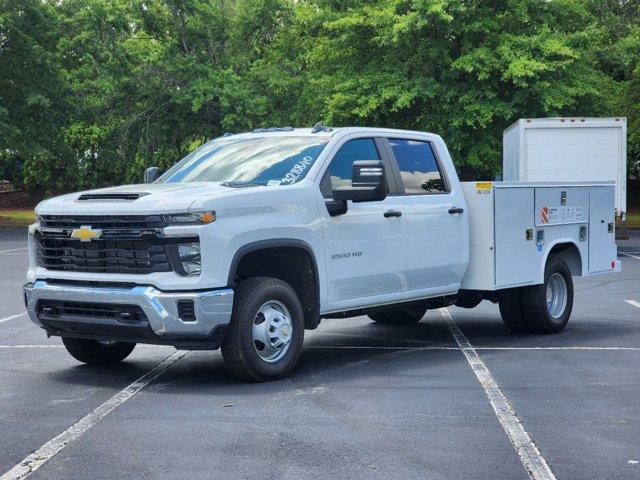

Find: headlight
[164,211,215,225]
[175,242,201,276]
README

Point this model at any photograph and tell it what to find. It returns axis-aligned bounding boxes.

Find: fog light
[177,243,201,276]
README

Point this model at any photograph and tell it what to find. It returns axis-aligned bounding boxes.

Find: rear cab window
[389,139,448,194]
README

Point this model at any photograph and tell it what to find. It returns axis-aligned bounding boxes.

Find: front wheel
[521,256,574,334]
[62,338,136,365]
[222,277,304,381]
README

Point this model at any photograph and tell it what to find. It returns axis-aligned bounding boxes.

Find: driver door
[318,137,407,312]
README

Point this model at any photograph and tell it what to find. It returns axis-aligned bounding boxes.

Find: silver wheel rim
[97,340,118,346]
[252,300,293,363]
[546,272,568,319]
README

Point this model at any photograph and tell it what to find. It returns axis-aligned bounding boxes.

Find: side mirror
[144,166,161,184]
[332,160,387,203]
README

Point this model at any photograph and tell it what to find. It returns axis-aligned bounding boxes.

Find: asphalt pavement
[0,227,639,479]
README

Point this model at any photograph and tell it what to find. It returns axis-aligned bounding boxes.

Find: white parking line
[475,346,640,351]
[0,345,63,349]
[305,345,640,351]
[441,308,556,480]
[0,247,27,254]
[0,313,26,324]
[625,300,640,309]
[0,350,188,480]
[306,345,460,350]
[621,252,640,260]
[0,344,174,349]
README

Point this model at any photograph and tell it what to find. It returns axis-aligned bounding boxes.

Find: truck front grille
[36,236,173,274]
[39,215,167,230]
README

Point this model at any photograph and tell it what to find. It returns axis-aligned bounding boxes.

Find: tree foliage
[0,0,638,192]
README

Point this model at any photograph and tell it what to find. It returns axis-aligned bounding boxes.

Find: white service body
[502,118,627,214]
[461,181,619,292]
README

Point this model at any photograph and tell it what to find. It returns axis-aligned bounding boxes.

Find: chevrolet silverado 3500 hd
[24,126,621,381]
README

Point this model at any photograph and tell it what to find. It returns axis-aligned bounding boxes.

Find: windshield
[158,136,330,185]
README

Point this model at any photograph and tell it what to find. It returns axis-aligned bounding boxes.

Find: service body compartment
[460,181,617,291]
[494,187,537,286]
[589,186,616,273]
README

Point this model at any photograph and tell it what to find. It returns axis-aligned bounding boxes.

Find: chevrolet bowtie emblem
[70,226,102,242]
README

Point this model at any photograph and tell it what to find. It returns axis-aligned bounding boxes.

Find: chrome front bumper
[24,280,234,340]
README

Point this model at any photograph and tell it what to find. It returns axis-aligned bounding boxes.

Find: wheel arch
[541,240,583,281]
[228,239,321,329]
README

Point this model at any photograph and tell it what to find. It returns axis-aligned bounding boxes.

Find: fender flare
[227,238,321,328]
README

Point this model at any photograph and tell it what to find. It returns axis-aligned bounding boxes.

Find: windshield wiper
[222,180,263,188]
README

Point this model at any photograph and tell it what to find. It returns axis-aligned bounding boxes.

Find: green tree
[0,0,637,193]
[0,0,72,192]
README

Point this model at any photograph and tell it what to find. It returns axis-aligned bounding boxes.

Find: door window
[389,139,447,194]
[321,138,380,197]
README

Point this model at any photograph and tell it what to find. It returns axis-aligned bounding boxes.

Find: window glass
[390,139,447,194]
[324,138,380,192]
[158,136,329,185]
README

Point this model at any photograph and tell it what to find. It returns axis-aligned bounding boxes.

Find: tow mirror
[325,160,388,217]
[144,166,161,184]
[332,160,387,203]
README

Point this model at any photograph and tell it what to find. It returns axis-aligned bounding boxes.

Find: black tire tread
[368,307,427,325]
[498,289,529,332]
[222,277,304,382]
[62,338,136,364]
[521,256,573,334]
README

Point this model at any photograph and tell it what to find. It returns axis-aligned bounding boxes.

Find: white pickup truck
[24,125,621,381]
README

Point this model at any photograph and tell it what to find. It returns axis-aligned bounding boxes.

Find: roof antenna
[311,122,332,133]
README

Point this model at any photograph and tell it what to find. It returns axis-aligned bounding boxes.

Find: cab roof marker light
[311,122,333,133]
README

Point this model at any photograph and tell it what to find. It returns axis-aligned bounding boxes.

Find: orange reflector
[200,211,216,223]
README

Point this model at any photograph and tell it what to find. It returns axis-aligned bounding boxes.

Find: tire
[521,256,574,334]
[62,338,136,365]
[368,306,427,325]
[498,289,528,332]
[222,277,304,381]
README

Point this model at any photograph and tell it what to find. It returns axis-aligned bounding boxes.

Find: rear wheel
[498,289,528,332]
[368,306,427,325]
[521,257,574,334]
[222,277,304,381]
[62,338,136,365]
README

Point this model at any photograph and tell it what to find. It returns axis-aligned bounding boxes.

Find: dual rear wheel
[499,256,574,334]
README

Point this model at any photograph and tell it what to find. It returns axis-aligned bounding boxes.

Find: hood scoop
[77,192,149,201]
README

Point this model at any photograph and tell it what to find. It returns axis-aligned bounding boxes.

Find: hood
[36,182,242,216]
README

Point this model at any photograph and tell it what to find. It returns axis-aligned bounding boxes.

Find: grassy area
[0,209,36,227]
[625,212,640,227]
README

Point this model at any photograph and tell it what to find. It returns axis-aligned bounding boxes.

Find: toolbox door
[494,188,537,287]
[589,186,616,273]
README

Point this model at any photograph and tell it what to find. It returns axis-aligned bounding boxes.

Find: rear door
[385,137,468,297]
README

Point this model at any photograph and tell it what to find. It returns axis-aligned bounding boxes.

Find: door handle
[448,207,464,215]
[384,210,402,218]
